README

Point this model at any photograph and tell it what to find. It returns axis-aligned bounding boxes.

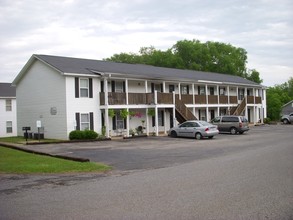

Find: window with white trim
[6,121,12,133]
[181,85,188,94]
[80,79,89,97]
[115,81,124,93]
[80,113,90,130]
[6,99,12,111]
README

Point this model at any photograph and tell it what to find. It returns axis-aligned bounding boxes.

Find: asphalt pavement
[0,124,293,219]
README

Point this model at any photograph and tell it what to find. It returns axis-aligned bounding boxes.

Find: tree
[266,77,293,120]
[245,69,263,84]
[105,39,260,82]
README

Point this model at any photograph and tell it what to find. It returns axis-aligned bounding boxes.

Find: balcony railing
[100,92,261,106]
[194,95,207,104]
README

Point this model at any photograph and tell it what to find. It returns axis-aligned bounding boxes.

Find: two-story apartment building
[12,54,266,139]
[0,83,17,137]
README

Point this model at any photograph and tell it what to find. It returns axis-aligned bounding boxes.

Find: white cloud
[0,0,292,86]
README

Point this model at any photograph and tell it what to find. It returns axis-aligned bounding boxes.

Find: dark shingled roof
[35,54,260,86]
[0,83,16,97]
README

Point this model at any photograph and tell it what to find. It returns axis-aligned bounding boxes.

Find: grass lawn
[0,146,111,174]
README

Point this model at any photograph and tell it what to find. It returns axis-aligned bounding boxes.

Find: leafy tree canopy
[266,77,293,120]
[105,39,262,83]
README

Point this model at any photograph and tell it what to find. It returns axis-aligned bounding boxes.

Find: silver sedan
[168,120,219,140]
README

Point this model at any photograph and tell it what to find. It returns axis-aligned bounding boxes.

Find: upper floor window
[6,99,12,111]
[75,77,93,98]
[198,86,205,95]
[219,87,226,95]
[115,81,124,93]
[181,85,189,95]
[80,79,89,97]
[209,87,215,95]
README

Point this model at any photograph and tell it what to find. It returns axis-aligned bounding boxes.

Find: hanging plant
[148,108,155,117]
[120,109,129,119]
[108,109,115,118]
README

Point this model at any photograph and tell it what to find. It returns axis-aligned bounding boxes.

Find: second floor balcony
[100,92,262,106]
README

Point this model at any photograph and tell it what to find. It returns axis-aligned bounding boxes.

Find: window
[209,87,215,95]
[80,113,90,130]
[181,85,189,94]
[80,79,89,97]
[115,81,124,93]
[6,99,12,111]
[199,86,205,95]
[219,87,226,95]
[116,112,124,129]
[169,85,175,93]
[6,121,12,133]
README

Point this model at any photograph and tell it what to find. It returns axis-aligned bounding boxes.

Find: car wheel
[230,127,237,135]
[195,132,202,140]
[283,119,289,124]
[208,136,214,139]
[170,131,177,138]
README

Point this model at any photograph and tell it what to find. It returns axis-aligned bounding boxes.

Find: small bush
[84,130,98,139]
[69,130,98,140]
[264,118,271,124]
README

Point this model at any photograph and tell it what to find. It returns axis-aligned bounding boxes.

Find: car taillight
[205,128,209,131]
[239,122,243,128]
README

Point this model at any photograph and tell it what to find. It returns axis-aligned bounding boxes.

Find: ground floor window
[80,113,90,130]
[6,121,12,133]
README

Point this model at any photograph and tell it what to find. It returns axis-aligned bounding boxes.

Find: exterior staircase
[175,97,197,123]
[231,97,246,115]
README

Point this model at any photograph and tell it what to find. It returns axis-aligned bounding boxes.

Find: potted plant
[147,108,155,117]
[108,109,115,118]
[120,109,129,119]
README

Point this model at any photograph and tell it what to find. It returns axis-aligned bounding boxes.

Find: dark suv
[211,115,249,134]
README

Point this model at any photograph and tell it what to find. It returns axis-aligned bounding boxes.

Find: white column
[104,78,110,138]
[227,86,230,105]
[206,106,209,122]
[205,84,208,105]
[145,80,148,93]
[155,106,159,136]
[126,108,130,137]
[105,109,110,138]
[192,83,195,105]
[164,109,167,134]
[146,108,149,136]
[217,85,220,104]
[125,79,128,105]
[173,91,176,127]
[162,81,166,93]
[178,83,181,100]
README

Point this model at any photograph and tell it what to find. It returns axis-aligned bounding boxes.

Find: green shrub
[83,130,98,139]
[69,130,84,140]
[264,117,271,124]
[69,130,98,140]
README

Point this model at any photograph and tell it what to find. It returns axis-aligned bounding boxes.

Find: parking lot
[22,124,293,172]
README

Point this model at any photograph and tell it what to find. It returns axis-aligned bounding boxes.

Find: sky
[0,0,292,86]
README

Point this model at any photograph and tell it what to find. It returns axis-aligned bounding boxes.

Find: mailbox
[22,127,31,131]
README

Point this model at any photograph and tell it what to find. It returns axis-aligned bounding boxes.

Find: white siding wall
[65,76,101,136]
[0,98,17,137]
[128,80,145,93]
[16,60,67,139]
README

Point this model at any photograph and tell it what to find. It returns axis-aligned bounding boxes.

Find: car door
[184,122,198,137]
[177,122,190,137]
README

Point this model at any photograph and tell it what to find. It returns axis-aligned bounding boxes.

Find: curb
[0,143,90,163]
